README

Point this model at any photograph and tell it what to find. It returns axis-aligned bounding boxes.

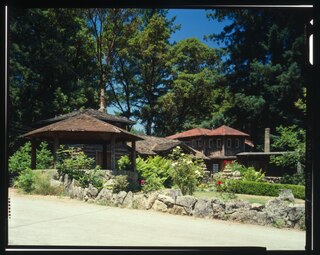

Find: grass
[194,190,305,205]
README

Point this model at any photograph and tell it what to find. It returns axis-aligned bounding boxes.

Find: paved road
[8,191,305,250]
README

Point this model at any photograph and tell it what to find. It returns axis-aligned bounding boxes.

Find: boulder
[132,194,147,210]
[87,184,99,198]
[157,194,175,206]
[168,205,187,216]
[152,200,168,213]
[122,191,133,208]
[287,204,305,222]
[146,191,160,210]
[211,199,226,219]
[193,198,213,218]
[250,203,265,211]
[278,189,295,202]
[225,200,251,214]
[176,195,197,215]
[162,189,182,201]
[113,191,127,206]
[95,188,113,202]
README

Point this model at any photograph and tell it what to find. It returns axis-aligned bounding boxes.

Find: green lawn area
[194,190,305,205]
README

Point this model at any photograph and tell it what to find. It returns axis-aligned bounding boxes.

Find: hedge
[224,179,305,199]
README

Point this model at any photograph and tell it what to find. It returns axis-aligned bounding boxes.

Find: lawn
[194,190,305,205]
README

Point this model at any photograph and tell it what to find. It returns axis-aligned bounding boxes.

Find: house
[167,125,254,173]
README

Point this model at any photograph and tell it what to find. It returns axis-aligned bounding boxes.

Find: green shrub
[224,179,305,199]
[13,168,37,193]
[169,147,205,195]
[112,175,129,193]
[9,142,53,176]
[136,155,173,192]
[228,161,248,175]
[281,172,305,186]
[117,155,132,171]
[242,167,265,182]
[56,146,103,190]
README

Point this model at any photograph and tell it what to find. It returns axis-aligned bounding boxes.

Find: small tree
[169,146,205,195]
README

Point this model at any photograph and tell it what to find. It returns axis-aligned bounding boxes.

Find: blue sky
[109,9,231,131]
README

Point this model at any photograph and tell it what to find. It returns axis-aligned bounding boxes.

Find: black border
[1,1,319,255]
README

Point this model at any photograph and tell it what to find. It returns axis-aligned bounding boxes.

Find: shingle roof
[209,125,249,137]
[22,113,142,142]
[35,108,135,126]
[166,128,212,139]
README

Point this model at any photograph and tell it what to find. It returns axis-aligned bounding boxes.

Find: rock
[211,199,226,219]
[265,198,288,217]
[157,194,175,206]
[132,194,147,210]
[50,179,62,188]
[104,179,115,188]
[287,204,305,222]
[250,203,265,211]
[193,198,213,218]
[278,189,295,202]
[152,200,168,213]
[122,191,133,208]
[113,191,127,206]
[146,191,160,210]
[95,188,113,202]
[87,184,99,198]
[225,200,251,214]
[176,195,197,215]
[162,189,182,201]
[168,205,187,216]
[232,170,241,177]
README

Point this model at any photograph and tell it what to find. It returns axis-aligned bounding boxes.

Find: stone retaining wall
[61,175,305,230]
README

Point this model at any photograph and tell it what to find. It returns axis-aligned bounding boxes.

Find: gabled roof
[166,128,212,139]
[22,114,142,143]
[34,108,135,126]
[209,125,249,137]
[128,135,209,159]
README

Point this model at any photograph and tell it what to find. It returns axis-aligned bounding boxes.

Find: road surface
[8,190,305,250]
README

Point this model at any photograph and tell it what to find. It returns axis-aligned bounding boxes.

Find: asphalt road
[8,190,306,250]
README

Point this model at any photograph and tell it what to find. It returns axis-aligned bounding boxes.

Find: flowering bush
[169,147,205,195]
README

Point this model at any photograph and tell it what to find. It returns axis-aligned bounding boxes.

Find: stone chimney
[264,128,270,153]
[98,88,106,113]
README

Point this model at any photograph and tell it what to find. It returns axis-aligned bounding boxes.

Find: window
[217,138,221,148]
[212,163,219,173]
[209,139,213,148]
[192,140,196,148]
[198,139,202,147]
[235,138,240,148]
[227,138,232,148]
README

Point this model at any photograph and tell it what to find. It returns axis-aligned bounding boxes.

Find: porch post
[111,136,116,171]
[53,137,59,169]
[102,144,107,169]
[31,139,36,169]
[131,140,136,172]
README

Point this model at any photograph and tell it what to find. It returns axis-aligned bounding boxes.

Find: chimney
[264,128,270,153]
[98,88,106,113]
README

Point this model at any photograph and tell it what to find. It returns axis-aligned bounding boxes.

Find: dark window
[227,138,232,148]
[217,139,221,148]
[235,138,240,148]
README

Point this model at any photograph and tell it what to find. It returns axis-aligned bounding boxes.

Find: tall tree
[9,8,98,153]
[206,8,308,147]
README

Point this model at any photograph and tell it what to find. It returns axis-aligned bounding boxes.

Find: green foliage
[270,125,305,169]
[56,146,103,190]
[242,168,265,182]
[117,155,132,171]
[14,169,63,195]
[281,172,305,186]
[169,147,205,195]
[228,161,248,175]
[136,155,173,192]
[13,168,37,193]
[224,179,305,199]
[112,175,129,193]
[9,141,53,176]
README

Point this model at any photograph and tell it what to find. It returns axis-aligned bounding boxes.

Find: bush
[13,168,37,193]
[242,167,265,182]
[136,155,173,192]
[281,172,305,186]
[224,179,305,199]
[112,175,129,193]
[117,155,132,171]
[56,146,103,190]
[169,147,205,195]
[14,169,63,195]
[9,141,53,176]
